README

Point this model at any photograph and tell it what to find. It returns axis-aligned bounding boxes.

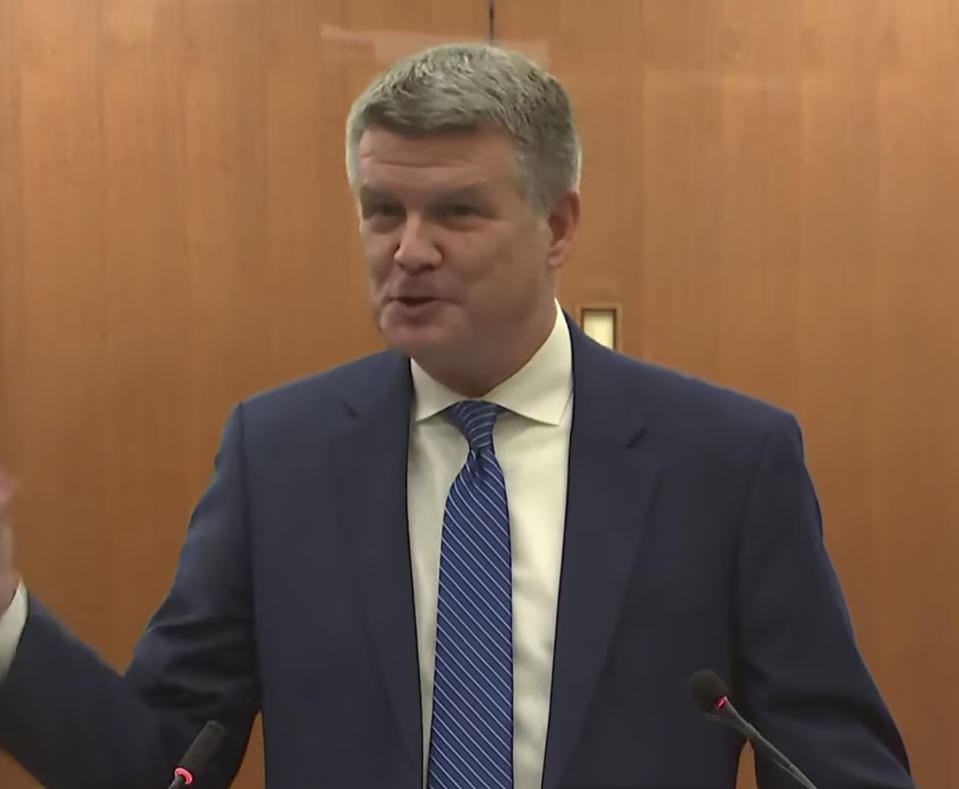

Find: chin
[378,302,461,358]
[379,320,451,359]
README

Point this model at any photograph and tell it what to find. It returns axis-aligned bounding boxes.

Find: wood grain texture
[0,1,487,786]
[2,1,958,787]
[495,2,959,788]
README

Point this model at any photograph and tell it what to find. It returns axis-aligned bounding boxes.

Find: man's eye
[362,203,402,219]
[442,204,476,217]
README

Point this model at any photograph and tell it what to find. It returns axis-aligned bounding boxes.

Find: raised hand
[0,468,20,612]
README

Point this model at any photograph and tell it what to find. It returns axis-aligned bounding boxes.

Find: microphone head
[178,721,225,779]
[687,669,731,714]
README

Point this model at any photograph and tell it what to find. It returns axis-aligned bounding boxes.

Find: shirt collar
[410,301,572,426]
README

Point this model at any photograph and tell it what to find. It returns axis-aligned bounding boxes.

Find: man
[0,43,913,789]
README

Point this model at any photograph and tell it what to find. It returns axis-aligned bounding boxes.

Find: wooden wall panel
[495,1,959,788]
[0,2,488,787]
[3,1,958,787]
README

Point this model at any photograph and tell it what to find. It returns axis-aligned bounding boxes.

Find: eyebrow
[357,186,395,204]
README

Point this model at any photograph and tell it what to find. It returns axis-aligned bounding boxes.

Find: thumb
[0,521,11,557]
[0,469,18,512]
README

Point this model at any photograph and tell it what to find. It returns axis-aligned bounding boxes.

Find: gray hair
[345,42,582,213]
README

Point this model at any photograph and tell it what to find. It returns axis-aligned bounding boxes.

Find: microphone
[687,669,819,789]
[166,721,226,788]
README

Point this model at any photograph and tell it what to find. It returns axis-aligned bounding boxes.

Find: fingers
[0,471,18,608]
[0,523,11,559]
[0,469,18,514]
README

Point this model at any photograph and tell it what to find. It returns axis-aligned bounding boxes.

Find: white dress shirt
[0,305,574,789]
[408,304,573,789]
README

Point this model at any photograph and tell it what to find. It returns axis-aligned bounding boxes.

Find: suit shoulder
[238,350,397,421]
[608,351,797,437]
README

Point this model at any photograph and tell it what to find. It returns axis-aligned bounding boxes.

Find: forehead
[355,126,519,193]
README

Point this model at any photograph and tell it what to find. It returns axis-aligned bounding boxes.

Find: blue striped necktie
[427,399,513,789]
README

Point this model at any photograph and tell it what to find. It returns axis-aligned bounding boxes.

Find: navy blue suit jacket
[0,320,913,788]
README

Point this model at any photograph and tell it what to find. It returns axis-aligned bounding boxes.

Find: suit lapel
[329,353,423,774]
[541,325,662,789]
[325,330,662,787]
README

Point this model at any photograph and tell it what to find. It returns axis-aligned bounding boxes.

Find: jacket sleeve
[0,403,259,789]
[733,413,914,789]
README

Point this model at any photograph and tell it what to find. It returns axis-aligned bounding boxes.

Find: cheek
[360,238,394,286]
[453,233,515,280]
[482,240,544,292]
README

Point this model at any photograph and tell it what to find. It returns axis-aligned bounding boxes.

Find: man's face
[354,126,571,374]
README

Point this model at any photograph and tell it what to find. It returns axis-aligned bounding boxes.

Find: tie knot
[447,400,502,452]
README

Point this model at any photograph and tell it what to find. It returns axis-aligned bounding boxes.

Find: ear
[544,190,581,271]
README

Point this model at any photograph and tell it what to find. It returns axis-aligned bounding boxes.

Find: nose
[393,214,442,272]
